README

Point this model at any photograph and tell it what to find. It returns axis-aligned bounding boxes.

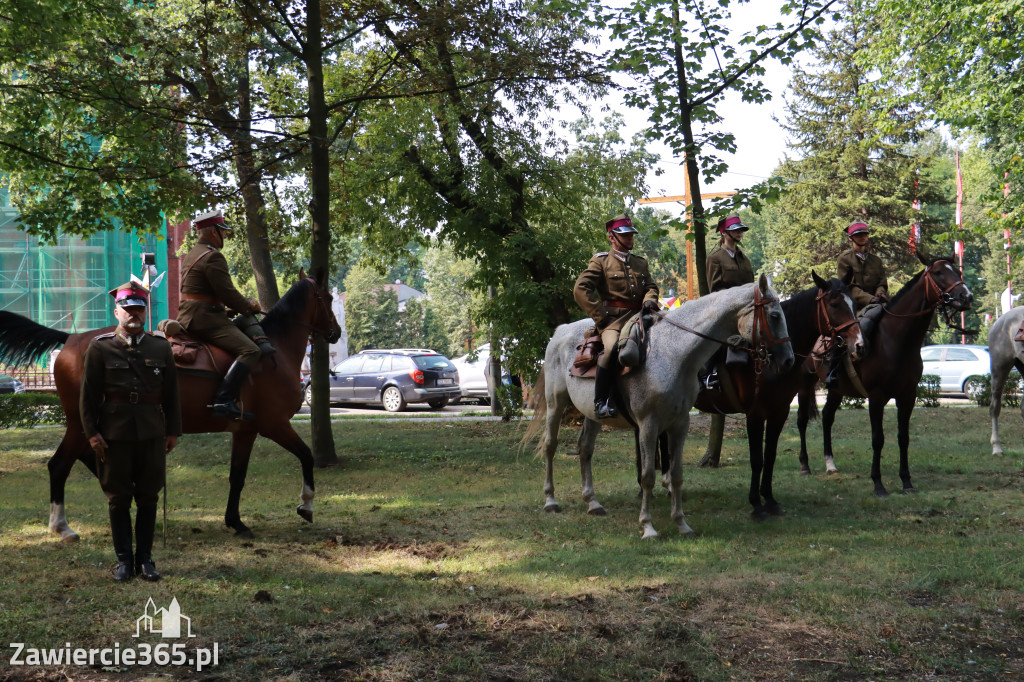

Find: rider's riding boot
[109,506,135,582]
[211,360,255,420]
[593,365,618,420]
[134,505,161,582]
[824,354,842,390]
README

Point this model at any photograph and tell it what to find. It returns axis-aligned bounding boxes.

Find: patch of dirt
[340,535,463,560]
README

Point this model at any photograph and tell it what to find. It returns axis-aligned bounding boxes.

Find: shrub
[0,393,65,429]
[840,395,865,409]
[916,374,941,407]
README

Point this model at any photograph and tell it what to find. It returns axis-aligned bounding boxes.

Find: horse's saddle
[570,314,652,379]
[156,319,233,375]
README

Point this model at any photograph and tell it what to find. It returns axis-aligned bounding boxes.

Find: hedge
[0,393,65,429]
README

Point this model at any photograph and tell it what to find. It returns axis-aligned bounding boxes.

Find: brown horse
[796,254,973,496]
[687,272,863,518]
[0,270,341,541]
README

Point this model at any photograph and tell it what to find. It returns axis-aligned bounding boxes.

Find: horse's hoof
[296,506,313,523]
[766,505,785,517]
[751,509,769,522]
[544,503,561,513]
[874,488,890,498]
[587,505,607,516]
[799,468,811,476]
[232,526,255,538]
[900,487,918,495]
[677,523,696,538]
[992,447,1003,456]
[59,531,80,544]
[640,527,659,540]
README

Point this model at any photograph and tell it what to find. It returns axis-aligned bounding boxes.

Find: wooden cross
[640,169,736,300]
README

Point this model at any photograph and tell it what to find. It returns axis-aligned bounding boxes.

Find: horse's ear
[312,267,326,288]
[840,267,854,286]
[758,272,770,295]
[811,270,828,290]
[916,250,930,266]
[298,267,307,282]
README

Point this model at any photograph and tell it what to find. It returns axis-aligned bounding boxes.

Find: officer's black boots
[211,360,255,420]
[134,505,161,582]
[109,507,134,582]
[594,366,618,419]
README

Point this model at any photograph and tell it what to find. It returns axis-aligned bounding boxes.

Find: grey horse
[528,275,794,539]
[988,306,1024,455]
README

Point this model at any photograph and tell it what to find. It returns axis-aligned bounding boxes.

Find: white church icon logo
[133,597,196,639]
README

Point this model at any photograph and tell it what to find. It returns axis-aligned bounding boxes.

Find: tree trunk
[306,0,338,467]
[673,1,709,297]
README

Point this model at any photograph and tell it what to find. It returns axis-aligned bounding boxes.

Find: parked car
[0,374,25,394]
[919,344,991,398]
[302,349,460,412]
[451,344,493,405]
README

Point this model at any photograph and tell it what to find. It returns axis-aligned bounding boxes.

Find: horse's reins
[805,289,859,363]
[293,278,336,339]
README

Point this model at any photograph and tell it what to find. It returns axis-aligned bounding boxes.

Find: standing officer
[178,209,263,420]
[81,282,181,582]
[574,213,660,419]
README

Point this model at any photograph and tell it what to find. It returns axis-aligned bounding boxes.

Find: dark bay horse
[690,272,863,518]
[0,271,341,541]
[526,276,795,539]
[796,254,973,495]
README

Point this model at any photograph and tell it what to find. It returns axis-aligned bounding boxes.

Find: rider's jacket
[706,244,754,293]
[837,250,888,310]
[573,250,659,332]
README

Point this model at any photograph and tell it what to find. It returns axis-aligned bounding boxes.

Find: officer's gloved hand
[248,298,262,314]
[643,300,659,313]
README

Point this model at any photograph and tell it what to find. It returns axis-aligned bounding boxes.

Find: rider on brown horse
[573,213,660,419]
[178,209,270,420]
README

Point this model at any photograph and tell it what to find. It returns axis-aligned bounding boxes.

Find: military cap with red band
[845,221,869,236]
[108,281,149,308]
[193,208,232,232]
[606,213,638,235]
[717,212,749,234]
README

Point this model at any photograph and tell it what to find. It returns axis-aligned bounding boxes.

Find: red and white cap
[717,212,749,234]
[193,209,231,231]
[606,213,638,235]
[845,221,869,236]
[108,281,149,308]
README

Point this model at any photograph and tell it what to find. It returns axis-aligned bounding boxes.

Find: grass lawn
[1,405,1023,681]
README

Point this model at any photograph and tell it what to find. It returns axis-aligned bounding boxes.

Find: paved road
[294,399,495,418]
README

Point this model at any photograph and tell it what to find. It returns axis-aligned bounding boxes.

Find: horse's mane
[261,278,314,339]
[886,268,926,308]
[662,282,757,330]
[781,284,821,343]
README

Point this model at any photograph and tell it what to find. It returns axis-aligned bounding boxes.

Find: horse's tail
[519,367,547,451]
[0,311,70,366]
[797,382,819,423]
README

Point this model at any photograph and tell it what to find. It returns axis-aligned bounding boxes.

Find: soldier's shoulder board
[630,253,648,263]
[94,332,117,340]
[593,251,609,257]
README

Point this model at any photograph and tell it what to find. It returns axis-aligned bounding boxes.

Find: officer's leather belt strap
[105,391,162,405]
[604,300,642,310]
[181,292,219,304]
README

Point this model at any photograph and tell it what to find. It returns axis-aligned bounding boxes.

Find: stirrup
[703,371,720,391]
[210,402,255,421]
[594,399,618,420]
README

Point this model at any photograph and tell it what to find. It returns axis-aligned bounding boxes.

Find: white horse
[988,306,1024,455]
[527,275,794,539]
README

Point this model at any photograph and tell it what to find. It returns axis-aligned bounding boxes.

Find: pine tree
[762,0,946,294]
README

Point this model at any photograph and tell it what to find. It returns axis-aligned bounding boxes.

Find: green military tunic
[574,250,659,368]
[706,244,754,293]
[837,250,888,311]
[80,331,182,509]
[177,239,261,368]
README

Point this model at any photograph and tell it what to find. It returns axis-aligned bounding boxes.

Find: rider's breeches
[98,439,165,511]
[598,328,620,368]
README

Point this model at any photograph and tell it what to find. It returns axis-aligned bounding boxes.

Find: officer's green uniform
[706,244,754,293]
[81,283,181,582]
[574,250,659,369]
[178,239,261,369]
[837,250,889,312]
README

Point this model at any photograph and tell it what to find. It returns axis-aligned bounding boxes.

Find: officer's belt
[104,391,162,405]
[603,300,641,310]
[181,292,219,304]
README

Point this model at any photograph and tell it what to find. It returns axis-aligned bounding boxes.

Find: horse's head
[300,267,342,344]
[917,251,974,312]
[738,273,795,373]
[811,270,864,361]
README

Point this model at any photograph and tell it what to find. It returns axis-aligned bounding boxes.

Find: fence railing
[0,366,57,392]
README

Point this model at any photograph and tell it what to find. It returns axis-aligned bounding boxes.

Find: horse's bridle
[749,284,791,374]
[881,261,974,333]
[295,278,337,339]
[812,287,859,360]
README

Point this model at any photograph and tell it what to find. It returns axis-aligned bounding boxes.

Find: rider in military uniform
[702,213,755,390]
[178,209,266,420]
[827,220,889,387]
[573,213,660,419]
[81,282,181,582]
[706,212,754,293]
